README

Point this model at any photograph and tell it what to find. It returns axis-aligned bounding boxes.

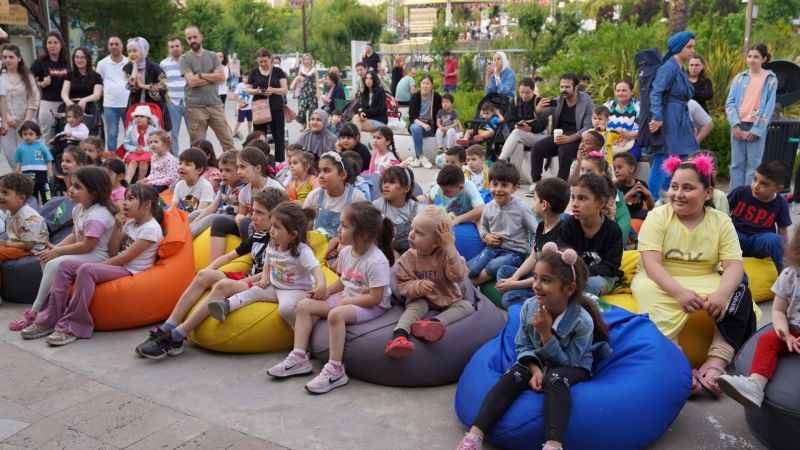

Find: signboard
[0,4,28,26]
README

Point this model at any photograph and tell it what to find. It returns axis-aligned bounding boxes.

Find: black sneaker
[135,327,166,357]
[207,300,231,322]
[137,333,184,360]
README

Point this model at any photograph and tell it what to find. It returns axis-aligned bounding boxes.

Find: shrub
[453,90,485,123]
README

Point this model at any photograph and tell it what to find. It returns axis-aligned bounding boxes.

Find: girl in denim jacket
[457,242,609,450]
[725,43,777,190]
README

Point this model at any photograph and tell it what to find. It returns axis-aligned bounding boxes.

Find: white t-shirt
[218,65,230,95]
[72,203,116,260]
[303,186,367,214]
[173,177,215,213]
[63,122,90,141]
[335,244,392,309]
[235,82,252,110]
[688,99,712,131]
[121,218,163,274]
[238,178,286,212]
[96,55,130,108]
[265,242,320,291]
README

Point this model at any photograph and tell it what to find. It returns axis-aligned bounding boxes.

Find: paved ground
[0,99,777,449]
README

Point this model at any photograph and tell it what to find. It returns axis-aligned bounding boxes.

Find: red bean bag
[90,209,195,331]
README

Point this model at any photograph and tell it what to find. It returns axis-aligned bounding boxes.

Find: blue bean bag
[454,223,485,261]
[455,304,690,450]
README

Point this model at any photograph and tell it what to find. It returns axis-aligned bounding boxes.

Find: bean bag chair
[0,196,75,304]
[90,209,195,331]
[742,257,778,303]
[192,227,251,272]
[479,282,503,308]
[309,279,505,387]
[454,223,485,261]
[455,304,690,450]
[731,325,800,450]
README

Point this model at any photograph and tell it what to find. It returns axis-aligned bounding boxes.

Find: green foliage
[380,30,402,45]
[430,24,462,56]
[306,0,383,67]
[457,53,481,92]
[511,3,582,70]
[703,112,732,178]
[452,90,484,124]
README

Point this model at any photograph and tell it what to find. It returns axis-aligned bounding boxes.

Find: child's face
[408,214,438,255]
[61,152,78,175]
[68,177,93,206]
[466,154,483,173]
[371,133,387,151]
[338,211,355,246]
[613,158,635,184]
[443,154,461,168]
[580,133,601,154]
[668,168,711,218]
[317,158,346,191]
[219,163,238,187]
[178,160,201,182]
[122,192,148,220]
[592,114,608,130]
[440,183,464,198]
[381,178,408,203]
[148,136,167,155]
[289,156,307,179]
[21,129,38,144]
[80,143,100,162]
[250,203,270,232]
[236,159,261,184]
[531,190,547,217]
[66,112,80,127]
[337,136,356,150]
[532,260,574,309]
[480,109,493,120]
[570,185,604,221]
[489,179,517,206]
[751,172,780,203]
[442,99,453,111]
[579,159,603,177]
[269,215,295,249]
[0,187,25,212]
[134,116,149,127]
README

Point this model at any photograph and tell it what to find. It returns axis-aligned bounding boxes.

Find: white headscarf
[493,51,510,83]
[127,37,150,72]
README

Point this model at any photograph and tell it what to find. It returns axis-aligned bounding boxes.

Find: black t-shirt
[558,101,577,134]
[363,52,380,72]
[249,66,287,111]
[617,178,648,220]
[66,71,102,100]
[557,216,623,278]
[533,220,562,253]
[31,59,70,102]
[235,229,270,276]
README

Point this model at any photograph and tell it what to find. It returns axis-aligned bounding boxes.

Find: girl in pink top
[367,126,400,176]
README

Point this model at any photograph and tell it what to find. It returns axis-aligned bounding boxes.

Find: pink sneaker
[305,362,349,394]
[9,309,36,332]
[457,433,483,450]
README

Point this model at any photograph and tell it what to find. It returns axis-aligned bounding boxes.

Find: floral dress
[296,67,318,126]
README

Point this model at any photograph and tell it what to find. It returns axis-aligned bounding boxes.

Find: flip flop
[697,363,725,398]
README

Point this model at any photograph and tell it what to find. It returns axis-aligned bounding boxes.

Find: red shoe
[455,137,470,146]
[473,135,487,143]
[385,335,415,358]
[410,320,446,342]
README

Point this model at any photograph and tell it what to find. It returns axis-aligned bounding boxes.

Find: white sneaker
[267,351,313,378]
[718,374,764,408]
[410,157,422,168]
[419,155,433,169]
[402,156,415,167]
[305,362,349,394]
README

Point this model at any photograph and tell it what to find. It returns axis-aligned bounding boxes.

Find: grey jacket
[479,197,538,255]
[536,90,594,135]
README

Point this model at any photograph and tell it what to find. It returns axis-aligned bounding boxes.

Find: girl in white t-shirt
[207,202,326,326]
[21,184,164,345]
[268,201,394,394]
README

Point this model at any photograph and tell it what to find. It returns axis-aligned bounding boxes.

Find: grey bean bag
[1,197,74,304]
[732,324,800,450]
[310,278,505,387]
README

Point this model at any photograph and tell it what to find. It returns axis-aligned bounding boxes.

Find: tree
[19,0,70,42]
[512,3,581,71]
[669,0,688,33]
[430,23,461,56]
[307,0,383,67]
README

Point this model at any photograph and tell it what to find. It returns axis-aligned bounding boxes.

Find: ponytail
[580,296,609,343]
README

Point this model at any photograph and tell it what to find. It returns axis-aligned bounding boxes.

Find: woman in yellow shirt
[632,155,756,396]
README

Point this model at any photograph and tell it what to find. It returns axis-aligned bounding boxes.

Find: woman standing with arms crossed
[31,32,70,142]
[0,45,39,167]
[246,48,289,162]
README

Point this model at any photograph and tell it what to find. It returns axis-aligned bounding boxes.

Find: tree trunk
[669,0,688,34]
[57,0,70,45]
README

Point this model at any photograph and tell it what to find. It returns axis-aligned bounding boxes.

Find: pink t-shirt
[367,150,399,176]
[111,186,125,203]
[738,70,767,123]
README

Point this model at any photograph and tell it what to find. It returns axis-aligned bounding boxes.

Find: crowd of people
[0,24,797,450]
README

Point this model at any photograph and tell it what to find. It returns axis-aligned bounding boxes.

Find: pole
[41,0,51,32]
[744,0,753,56]
[302,0,308,54]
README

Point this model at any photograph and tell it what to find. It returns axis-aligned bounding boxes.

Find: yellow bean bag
[192,227,252,272]
[188,231,338,353]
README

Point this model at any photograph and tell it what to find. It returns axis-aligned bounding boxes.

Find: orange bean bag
[90,209,195,331]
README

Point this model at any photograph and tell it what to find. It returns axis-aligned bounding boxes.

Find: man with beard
[96,36,129,150]
[180,26,234,151]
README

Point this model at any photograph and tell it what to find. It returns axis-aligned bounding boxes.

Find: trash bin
[762,118,800,172]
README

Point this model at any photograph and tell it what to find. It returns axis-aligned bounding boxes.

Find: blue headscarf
[663,31,695,63]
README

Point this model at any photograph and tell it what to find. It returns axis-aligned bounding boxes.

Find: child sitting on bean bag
[385,206,471,357]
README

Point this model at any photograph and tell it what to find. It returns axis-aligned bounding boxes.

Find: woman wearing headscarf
[293,108,337,158]
[485,51,516,99]
[123,37,171,131]
[647,31,698,195]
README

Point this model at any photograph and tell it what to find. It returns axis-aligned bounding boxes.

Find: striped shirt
[160,56,185,105]
[604,99,640,133]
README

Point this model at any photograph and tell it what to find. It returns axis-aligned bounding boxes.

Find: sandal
[697,362,726,398]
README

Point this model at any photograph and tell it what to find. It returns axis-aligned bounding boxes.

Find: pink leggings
[35,261,131,338]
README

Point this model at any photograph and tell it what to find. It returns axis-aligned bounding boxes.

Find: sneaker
[409,157,422,168]
[267,351,313,378]
[208,300,231,322]
[137,334,184,360]
[46,330,78,346]
[718,374,764,408]
[20,323,54,340]
[410,320,446,342]
[9,309,36,332]
[457,432,483,450]
[135,327,167,357]
[385,335,415,358]
[525,183,537,197]
[419,155,433,169]
[305,362,349,394]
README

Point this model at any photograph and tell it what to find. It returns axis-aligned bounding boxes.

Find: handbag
[252,70,273,125]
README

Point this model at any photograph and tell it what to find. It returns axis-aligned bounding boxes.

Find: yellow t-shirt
[637,204,742,277]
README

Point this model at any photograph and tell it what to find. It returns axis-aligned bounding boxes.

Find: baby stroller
[114,101,165,158]
[49,101,104,195]
[462,93,512,160]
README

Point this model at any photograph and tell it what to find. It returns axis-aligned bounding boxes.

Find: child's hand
[38,245,60,264]
[704,292,727,320]
[529,365,544,392]
[436,221,456,251]
[311,283,327,300]
[676,288,704,313]
[484,234,503,247]
[532,300,553,340]
[255,277,269,289]
[418,280,436,296]
[495,277,519,292]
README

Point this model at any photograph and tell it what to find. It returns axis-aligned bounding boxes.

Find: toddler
[435,93,461,151]
[613,152,653,235]
[141,130,179,193]
[457,102,502,146]
[0,174,49,276]
[122,105,158,183]
[102,158,127,211]
[192,139,222,192]
[79,136,104,166]
[464,145,489,190]
[189,151,242,237]
[13,121,53,205]
[286,151,318,203]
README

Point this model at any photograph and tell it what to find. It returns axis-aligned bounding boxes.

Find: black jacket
[358,87,388,124]
[408,92,442,132]
[508,95,546,133]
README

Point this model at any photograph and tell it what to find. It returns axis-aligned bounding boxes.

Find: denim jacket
[485,68,516,99]
[725,70,777,139]
[515,295,611,373]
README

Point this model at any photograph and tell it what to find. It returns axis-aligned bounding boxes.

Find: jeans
[410,123,435,158]
[443,84,456,94]
[103,106,127,151]
[467,246,525,279]
[738,231,784,271]
[585,275,617,296]
[729,123,765,190]
[648,153,688,200]
[166,100,188,155]
[496,265,534,309]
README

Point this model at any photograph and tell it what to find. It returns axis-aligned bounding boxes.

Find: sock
[160,320,177,332]
[749,374,768,391]
[291,348,307,359]
[328,359,344,373]
[170,328,186,342]
[392,328,409,339]
[225,296,244,311]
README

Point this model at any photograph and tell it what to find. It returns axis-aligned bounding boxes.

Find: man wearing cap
[180,25,234,152]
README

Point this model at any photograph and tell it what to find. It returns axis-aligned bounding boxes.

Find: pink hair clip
[586,150,605,159]
[661,155,683,176]
[541,242,578,281]
[690,154,715,179]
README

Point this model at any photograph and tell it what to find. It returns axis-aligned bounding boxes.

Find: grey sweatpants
[394,299,474,333]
